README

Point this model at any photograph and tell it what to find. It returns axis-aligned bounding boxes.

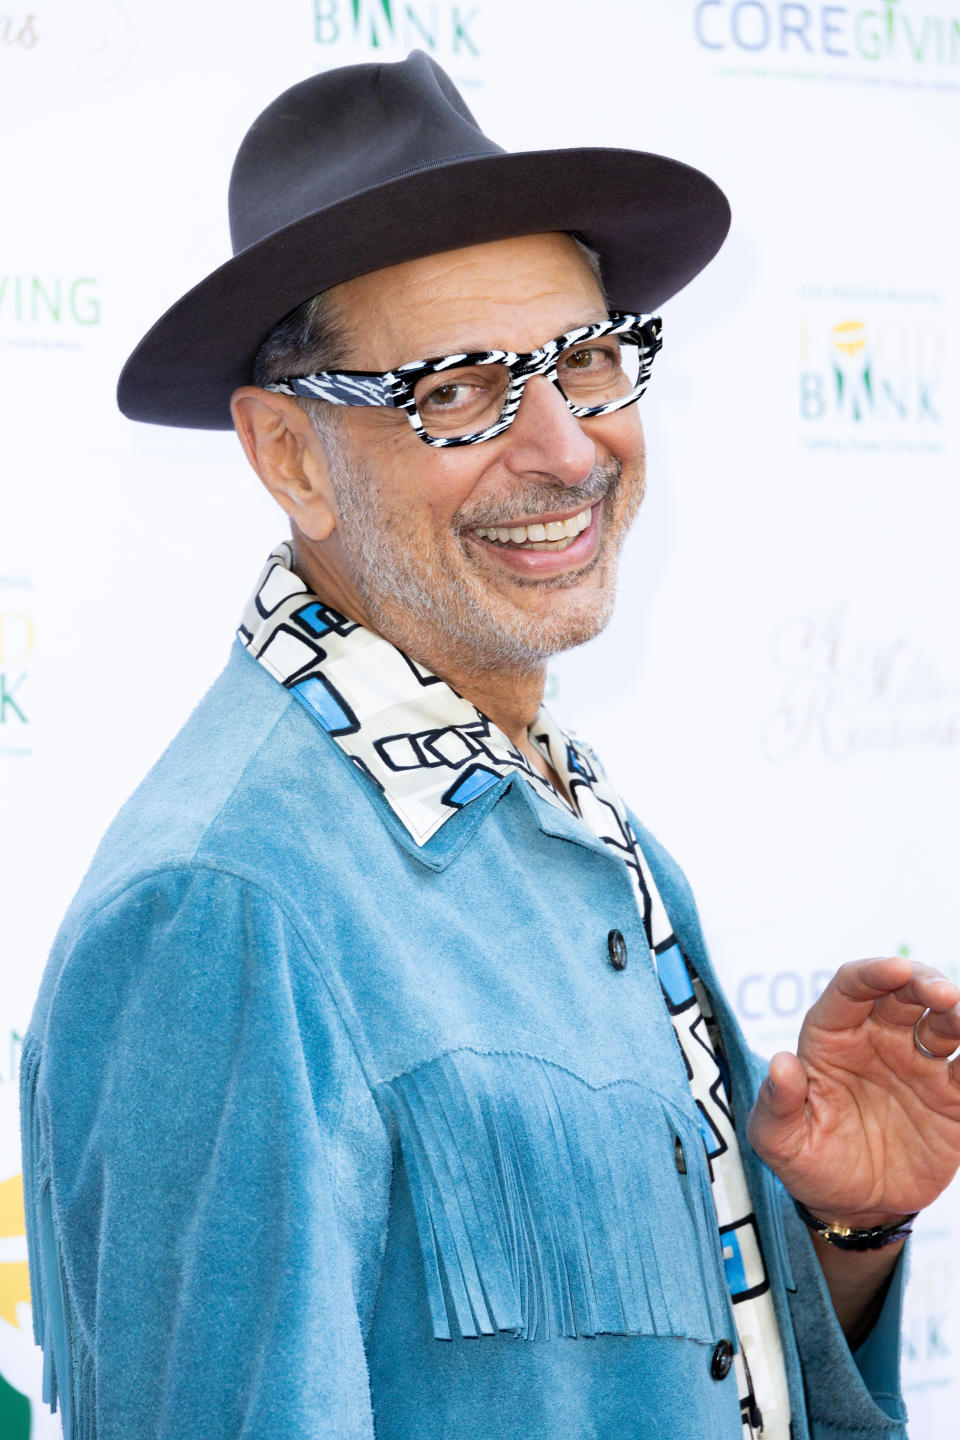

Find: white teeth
[473,506,592,547]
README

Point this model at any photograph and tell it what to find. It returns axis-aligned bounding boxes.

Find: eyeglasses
[265,311,662,447]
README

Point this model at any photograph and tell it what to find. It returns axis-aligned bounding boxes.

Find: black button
[710,1339,734,1380]
[607,929,627,970]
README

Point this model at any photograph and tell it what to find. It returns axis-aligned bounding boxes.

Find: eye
[423,381,471,410]
[414,364,506,423]
[561,342,619,373]
[565,347,597,371]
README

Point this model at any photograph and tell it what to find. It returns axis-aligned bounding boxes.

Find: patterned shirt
[239,543,792,1439]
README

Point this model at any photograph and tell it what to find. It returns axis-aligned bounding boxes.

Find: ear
[230,387,338,542]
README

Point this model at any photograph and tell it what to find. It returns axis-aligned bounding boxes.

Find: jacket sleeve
[779,1184,908,1440]
[21,865,392,1440]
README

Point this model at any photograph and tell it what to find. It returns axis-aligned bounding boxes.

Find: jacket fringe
[20,1036,94,1439]
[377,1049,734,1343]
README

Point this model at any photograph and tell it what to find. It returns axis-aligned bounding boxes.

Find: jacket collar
[238,543,583,848]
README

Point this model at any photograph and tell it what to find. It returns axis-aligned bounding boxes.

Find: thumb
[747,1051,810,1162]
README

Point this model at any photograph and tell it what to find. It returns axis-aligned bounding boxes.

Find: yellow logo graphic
[0,1172,43,1439]
[0,1174,30,1329]
[832,319,867,358]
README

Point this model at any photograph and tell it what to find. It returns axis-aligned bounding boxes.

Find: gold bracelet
[793,1198,916,1250]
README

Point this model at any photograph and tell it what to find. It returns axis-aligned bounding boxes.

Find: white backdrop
[1,2,958,1435]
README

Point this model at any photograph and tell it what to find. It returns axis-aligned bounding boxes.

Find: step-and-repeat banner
[2,2,958,1435]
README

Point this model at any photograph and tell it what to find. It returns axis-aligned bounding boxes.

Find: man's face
[305,232,646,673]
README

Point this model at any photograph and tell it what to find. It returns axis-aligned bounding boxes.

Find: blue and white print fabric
[239,543,791,1439]
[238,544,567,844]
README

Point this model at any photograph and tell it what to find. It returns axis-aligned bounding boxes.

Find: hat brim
[117,147,730,429]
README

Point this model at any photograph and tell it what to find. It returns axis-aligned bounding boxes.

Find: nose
[499,374,596,487]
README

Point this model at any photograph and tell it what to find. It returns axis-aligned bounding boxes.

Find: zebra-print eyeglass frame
[265,312,663,448]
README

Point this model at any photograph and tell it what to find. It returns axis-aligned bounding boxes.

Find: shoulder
[71,640,376,917]
[30,644,365,1028]
[33,862,307,1037]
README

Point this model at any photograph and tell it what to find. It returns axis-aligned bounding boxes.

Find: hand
[747,957,960,1226]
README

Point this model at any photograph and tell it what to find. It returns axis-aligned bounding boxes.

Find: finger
[766,1051,810,1112]
[804,957,913,1031]
[915,1006,960,1060]
[874,974,960,1028]
[806,958,960,1033]
[747,1051,809,1163]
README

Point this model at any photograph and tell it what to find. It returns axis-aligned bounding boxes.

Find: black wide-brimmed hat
[117,51,730,430]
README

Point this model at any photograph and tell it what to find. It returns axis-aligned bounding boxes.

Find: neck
[410,646,561,790]
[288,537,558,785]
[431,652,547,751]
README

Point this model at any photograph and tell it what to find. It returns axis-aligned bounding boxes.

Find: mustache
[453,461,621,533]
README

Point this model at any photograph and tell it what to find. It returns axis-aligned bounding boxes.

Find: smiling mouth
[470,506,592,552]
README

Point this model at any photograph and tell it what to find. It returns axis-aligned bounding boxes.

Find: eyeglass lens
[411,335,644,440]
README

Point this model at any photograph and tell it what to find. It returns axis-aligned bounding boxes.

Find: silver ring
[914,1012,941,1061]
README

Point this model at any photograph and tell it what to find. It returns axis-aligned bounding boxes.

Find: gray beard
[326,435,624,672]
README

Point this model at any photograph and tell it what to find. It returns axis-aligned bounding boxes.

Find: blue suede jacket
[22,641,908,1440]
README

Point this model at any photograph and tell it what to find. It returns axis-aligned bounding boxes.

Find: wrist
[793,1198,917,1251]
[808,1207,913,1231]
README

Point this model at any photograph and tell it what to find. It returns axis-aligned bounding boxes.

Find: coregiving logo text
[694,0,960,83]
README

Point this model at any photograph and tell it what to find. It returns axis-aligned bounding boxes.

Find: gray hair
[252,289,352,440]
[252,236,606,440]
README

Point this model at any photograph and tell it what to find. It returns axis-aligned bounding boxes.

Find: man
[21,50,960,1440]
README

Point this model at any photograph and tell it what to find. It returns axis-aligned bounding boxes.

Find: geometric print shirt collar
[240,541,605,847]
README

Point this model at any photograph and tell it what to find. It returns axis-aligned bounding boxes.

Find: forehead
[329,232,607,369]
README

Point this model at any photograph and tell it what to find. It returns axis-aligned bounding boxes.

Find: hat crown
[228,51,503,255]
